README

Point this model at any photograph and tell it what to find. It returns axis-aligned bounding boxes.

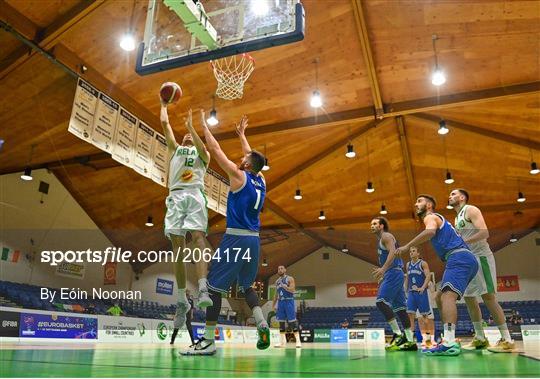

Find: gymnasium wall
[268,231,540,307]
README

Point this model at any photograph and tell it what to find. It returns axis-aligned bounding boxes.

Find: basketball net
[211,53,255,100]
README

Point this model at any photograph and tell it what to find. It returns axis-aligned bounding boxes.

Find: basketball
[159,82,182,104]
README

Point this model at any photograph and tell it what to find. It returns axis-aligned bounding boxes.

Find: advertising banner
[314,329,331,342]
[98,316,151,343]
[347,329,366,344]
[19,313,97,339]
[300,329,314,342]
[268,286,316,300]
[0,311,20,337]
[346,282,378,297]
[156,278,174,295]
[330,329,348,343]
[497,275,520,292]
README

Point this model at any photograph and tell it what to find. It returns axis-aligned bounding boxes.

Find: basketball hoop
[211,53,255,100]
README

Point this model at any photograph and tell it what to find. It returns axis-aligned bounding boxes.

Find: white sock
[198,278,208,292]
[497,323,512,341]
[430,333,436,343]
[294,332,301,344]
[422,333,427,342]
[404,328,413,341]
[443,323,456,345]
[280,333,286,345]
[473,321,486,340]
[178,288,187,303]
[204,325,215,341]
[252,306,268,328]
[389,319,401,335]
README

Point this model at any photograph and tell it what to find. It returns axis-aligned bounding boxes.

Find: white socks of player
[497,323,512,341]
[473,321,486,340]
[252,306,268,329]
[443,323,456,345]
[404,328,413,342]
[178,288,188,304]
[198,278,208,292]
[389,319,401,335]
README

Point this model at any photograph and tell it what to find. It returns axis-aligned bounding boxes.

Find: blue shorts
[441,250,479,300]
[276,299,296,322]
[207,233,260,293]
[407,290,432,315]
[376,268,406,312]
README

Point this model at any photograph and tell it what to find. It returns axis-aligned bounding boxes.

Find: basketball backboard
[135,0,305,75]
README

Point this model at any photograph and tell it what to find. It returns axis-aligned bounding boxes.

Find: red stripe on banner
[12,250,20,263]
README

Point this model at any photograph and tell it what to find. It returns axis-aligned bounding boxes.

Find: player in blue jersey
[395,194,478,356]
[370,217,417,351]
[181,112,269,356]
[272,265,301,348]
[405,246,435,348]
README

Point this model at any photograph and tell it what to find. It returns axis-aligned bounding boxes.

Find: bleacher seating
[299,301,540,336]
[0,280,237,324]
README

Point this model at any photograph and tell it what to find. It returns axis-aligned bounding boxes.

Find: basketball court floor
[1,342,538,377]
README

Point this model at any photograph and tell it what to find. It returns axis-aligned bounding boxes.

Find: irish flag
[1,247,20,263]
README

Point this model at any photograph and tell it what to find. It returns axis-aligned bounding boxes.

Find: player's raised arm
[184,109,210,165]
[236,115,252,155]
[200,109,244,186]
[160,104,178,152]
[463,205,490,243]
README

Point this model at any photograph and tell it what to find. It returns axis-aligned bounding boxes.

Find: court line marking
[0,357,532,377]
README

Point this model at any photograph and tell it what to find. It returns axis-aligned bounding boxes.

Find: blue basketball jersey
[226,171,266,231]
[276,275,294,301]
[407,259,425,289]
[430,213,469,261]
[377,236,403,270]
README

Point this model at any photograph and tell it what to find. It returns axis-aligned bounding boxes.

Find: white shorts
[164,188,208,238]
[464,254,497,297]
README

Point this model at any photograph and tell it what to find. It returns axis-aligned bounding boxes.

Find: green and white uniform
[455,205,497,297]
[164,145,208,238]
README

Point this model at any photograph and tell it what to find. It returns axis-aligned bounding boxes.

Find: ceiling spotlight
[380,204,388,215]
[530,161,539,175]
[20,167,33,181]
[310,90,322,108]
[517,191,526,203]
[262,158,270,171]
[120,32,136,51]
[446,203,453,210]
[444,171,454,184]
[431,68,446,86]
[206,109,219,126]
[365,181,375,193]
[262,258,268,267]
[345,144,356,158]
[438,120,449,135]
[341,244,349,253]
[294,189,303,200]
[145,216,154,227]
[509,234,518,243]
[318,210,326,220]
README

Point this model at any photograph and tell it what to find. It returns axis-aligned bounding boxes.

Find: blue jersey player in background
[395,194,478,356]
[405,246,435,348]
[182,112,269,356]
[272,265,301,348]
[370,217,417,351]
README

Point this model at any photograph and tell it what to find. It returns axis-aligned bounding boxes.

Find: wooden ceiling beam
[0,1,105,81]
[260,201,540,230]
[384,81,540,117]
[351,0,383,118]
[396,116,419,221]
[411,113,540,150]
[268,118,389,191]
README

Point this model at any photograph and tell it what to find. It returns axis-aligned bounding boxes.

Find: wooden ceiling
[1,0,539,281]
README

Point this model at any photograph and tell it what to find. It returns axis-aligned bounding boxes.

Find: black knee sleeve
[396,309,411,329]
[289,321,299,332]
[376,300,396,321]
[244,287,259,310]
[279,322,286,332]
[205,289,222,322]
